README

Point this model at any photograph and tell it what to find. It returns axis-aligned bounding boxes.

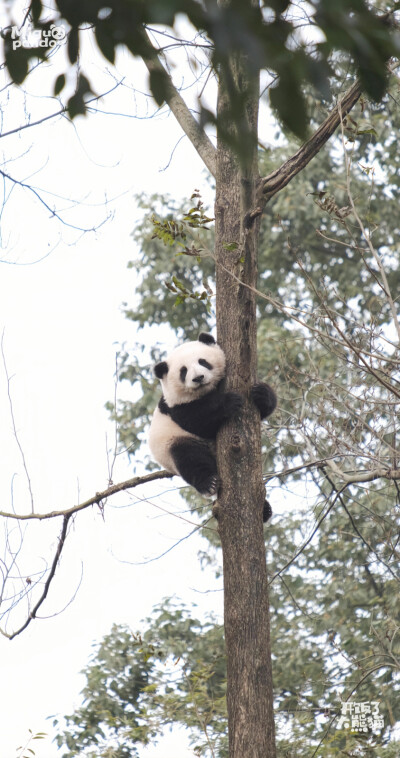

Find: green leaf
[268,0,291,13]
[171,276,189,293]
[30,0,42,23]
[68,27,79,63]
[269,78,308,140]
[67,74,93,118]
[149,68,167,106]
[358,65,388,102]
[4,41,29,84]
[67,92,85,118]
[174,294,186,306]
[95,22,116,64]
[54,73,65,96]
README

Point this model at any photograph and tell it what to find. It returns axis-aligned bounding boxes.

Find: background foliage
[57,77,400,756]
[3,0,400,148]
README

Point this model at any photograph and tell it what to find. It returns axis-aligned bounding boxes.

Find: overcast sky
[0,15,223,757]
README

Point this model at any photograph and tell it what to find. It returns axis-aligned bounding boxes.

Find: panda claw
[207,476,219,497]
[200,475,219,497]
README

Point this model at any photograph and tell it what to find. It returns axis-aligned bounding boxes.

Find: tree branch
[269,489,341,585]
[5,514,71,640]
[0,168,110,233]
[261,80,362,201]
[141,28,217,177]
[0,80,125,141]
[324,460,400,486]
[0,470,172,521]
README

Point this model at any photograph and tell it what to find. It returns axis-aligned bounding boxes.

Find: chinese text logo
[337,701,383,733]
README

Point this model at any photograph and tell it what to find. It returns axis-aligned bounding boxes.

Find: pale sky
[0,15,222,758]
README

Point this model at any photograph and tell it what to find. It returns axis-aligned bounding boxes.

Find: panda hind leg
[170,438,218,496]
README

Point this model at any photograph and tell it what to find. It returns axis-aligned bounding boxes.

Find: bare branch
[216,257,399,369]
[261,80,362,201]
[292,254,400,399]
[0,470,173,521]
[3,514,71,640]
[264,456,400,485]
[269,489,341,584]
[1,333,34,512]
[141,27,216,177]
[324,460,400,486]
[261,61,400,204]
[0,167,109,233]
[0,80,124,142]
[322,468,399,582]
[338,104,400,345]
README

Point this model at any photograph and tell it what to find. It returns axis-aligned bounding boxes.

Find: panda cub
[148,333,276,518]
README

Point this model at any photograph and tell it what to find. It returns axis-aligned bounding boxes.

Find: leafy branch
[151,190,214,309]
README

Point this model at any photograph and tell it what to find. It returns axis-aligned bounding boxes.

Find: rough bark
[214,29,276,758]
[138,15,374,758]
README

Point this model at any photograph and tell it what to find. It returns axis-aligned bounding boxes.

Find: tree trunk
[214,11,276,757]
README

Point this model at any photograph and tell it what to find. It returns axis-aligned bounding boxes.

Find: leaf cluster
[126,194,214,334]
[100,93,400,754]
[3,1,400,143]
[16,730,47,758]
[55,603,228,758]
[55,493,400,756]
[151,191,214,250]
[149,191,214,309]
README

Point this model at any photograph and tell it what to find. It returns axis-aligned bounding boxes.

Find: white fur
[149,338,225,476]
[158,340,225,407]
[148,407,196,474]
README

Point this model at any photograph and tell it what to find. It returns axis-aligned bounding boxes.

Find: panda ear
[154,361,168,379]
[198,332,216,345]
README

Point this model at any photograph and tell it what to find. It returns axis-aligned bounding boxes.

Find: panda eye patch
[180,366,188,382]
[199,359,212,370]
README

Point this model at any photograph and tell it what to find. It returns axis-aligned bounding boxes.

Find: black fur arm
[251,382,277,419]
[161,390,243,439]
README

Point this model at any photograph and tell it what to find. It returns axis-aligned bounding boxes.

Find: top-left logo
[1,23,67,50]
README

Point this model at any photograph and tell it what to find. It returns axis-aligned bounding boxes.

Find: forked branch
[261,80,363,201]
[4,514,71,640]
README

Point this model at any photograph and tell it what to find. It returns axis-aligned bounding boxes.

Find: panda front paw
[251,383,277,420]
[223,392,244,417]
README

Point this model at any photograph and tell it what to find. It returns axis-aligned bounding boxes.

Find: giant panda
[148,332,276,519]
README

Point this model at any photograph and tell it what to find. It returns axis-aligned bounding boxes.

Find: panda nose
[193,374,204,384]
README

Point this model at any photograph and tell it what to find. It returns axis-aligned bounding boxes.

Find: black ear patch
[154,361,168,379]
[198,332,216,345]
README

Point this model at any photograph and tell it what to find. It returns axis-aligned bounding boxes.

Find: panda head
[154,333,226,406]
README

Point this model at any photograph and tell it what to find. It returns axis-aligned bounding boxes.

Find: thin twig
[268,488,344,584]
[4,513,71,639]
[338,101,400,345]
[1,332,35,512]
